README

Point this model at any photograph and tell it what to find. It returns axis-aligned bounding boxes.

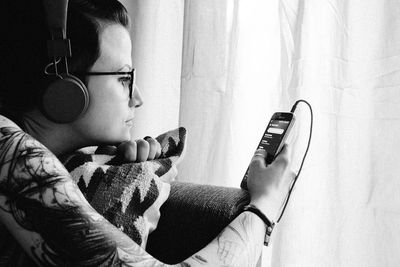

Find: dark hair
[0,0,130,114]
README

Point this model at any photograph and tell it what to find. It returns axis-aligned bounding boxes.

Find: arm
[181,212,266,266]
[0,117,175,266]
[177,148,293,267]
[147,182,251,263]
[0,116,292,267]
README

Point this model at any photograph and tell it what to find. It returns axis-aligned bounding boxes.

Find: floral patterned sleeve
[0,115,176,266]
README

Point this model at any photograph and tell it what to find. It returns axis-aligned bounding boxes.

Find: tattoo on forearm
[0,126,170,266]
[182,213,264,267]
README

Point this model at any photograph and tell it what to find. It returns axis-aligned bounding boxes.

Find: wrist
[243,204,275,246]
[250,197,281,222]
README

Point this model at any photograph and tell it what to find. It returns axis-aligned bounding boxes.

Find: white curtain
[121,0,184,139]
[272,1,400,266]
[178,0,283,187]
[124,0,400,266]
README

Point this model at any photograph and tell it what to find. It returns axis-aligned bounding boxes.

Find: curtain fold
[178,0,400,265]
[178,0,282,187]
[272,1,400,266]
[121,0,184,140]
[124,0,400,265]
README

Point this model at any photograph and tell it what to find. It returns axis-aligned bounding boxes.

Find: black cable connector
[277,99,313,223]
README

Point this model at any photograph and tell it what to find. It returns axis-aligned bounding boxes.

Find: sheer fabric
[178,0,282,187]
[121,0,184,139]
[124,0,400,266]
[272,1,400,266]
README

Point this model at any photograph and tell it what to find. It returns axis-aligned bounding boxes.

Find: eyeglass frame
[72,69,136,99]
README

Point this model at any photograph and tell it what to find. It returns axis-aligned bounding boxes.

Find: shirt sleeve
[0,115,171,266]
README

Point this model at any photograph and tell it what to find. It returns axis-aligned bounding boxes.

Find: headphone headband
[42,0,69,38]
[42,0,71,58]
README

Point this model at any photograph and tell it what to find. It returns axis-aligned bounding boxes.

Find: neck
[22,109,87,157]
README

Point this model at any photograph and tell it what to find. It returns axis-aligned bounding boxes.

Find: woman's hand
[246,145,296,222]
[116,136,162,163]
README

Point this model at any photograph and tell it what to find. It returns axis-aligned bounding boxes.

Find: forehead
[92,24,132,71]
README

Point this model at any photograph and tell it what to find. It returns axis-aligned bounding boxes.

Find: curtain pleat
[272,1,400,266]
[124,1,400,265]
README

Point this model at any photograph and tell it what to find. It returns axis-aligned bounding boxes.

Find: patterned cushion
[63,127,186,247]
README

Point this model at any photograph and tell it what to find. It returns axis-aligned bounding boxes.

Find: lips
[125,118,134,126]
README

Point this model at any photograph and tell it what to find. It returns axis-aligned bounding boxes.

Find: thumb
[271,144,290,167]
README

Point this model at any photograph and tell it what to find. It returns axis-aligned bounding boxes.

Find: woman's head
[1,0,143,145]
[73,22,143,145]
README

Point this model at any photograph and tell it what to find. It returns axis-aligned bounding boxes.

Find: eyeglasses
[73,69,135,99]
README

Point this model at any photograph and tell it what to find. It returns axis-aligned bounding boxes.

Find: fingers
[251,149,268,168]
[246,144,294,220]
[250,145,291,176]
[117,141,137,162]
[272,144,290,168]
[254,149,268,158]
[136,139,150,162]
[144,136,161,160]
[117,137,162,163]
[155,141,162,158]
[270,144,296,186]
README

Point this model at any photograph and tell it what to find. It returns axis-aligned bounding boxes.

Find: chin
[116,130,132,143]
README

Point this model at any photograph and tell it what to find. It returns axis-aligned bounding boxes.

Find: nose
[129,84,144,108]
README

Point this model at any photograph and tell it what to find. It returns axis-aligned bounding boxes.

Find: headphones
[41,0,89,123]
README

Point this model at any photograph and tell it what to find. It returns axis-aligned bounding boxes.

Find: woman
[0,0,295,266]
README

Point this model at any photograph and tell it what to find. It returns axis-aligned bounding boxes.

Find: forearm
[0,120,179,266]
[180,212,265,267]
[0,183,168,266]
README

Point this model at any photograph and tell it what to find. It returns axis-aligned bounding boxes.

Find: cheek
[80,79,131,141]
[90,91,128,124]
[87,78,129,113]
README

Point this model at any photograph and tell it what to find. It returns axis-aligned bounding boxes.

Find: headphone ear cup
[42,74,89,123]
